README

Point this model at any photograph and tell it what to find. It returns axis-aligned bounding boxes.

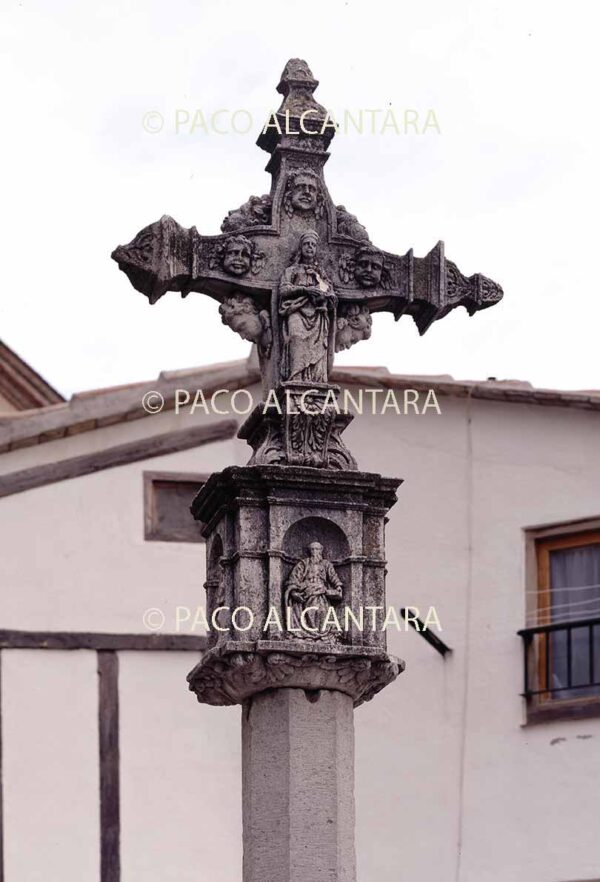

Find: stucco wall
[0,391,17,413]
[1,385,599,881]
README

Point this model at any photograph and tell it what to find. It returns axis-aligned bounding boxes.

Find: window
[144,471,207,543]
[520,525,600,722]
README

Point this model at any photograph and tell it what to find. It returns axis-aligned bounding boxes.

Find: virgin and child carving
[278,230,336,383]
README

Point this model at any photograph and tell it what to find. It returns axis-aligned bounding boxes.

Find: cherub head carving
[283,168,324,218]
[210,235,265,277]
[354,246,384,288]
[336,304,372,351]
[222,235,252,276]
[219,294,272,357]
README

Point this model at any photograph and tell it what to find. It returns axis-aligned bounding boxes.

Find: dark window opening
[144,471,207,543]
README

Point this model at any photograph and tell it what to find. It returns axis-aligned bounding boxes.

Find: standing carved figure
[278,231,336,383]
[284,542,343,639]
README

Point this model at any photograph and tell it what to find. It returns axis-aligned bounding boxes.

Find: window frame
[523,519,600,724]
[143,470,209,543]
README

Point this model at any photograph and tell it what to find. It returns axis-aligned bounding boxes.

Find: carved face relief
[300,235,318,262]
[354,248,384,288]
[223,236,252,276]
[220,299,262,340]
[292,175,318,211]
[210,235,266,277]
[219,294,272,357]
[335,304,372,351]
[308,541,324,562]
[283,168,324,218]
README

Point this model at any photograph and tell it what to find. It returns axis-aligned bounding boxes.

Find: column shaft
[242,688,356,882]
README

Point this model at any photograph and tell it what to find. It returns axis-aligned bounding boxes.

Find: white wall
[119,652,241,882]
[2,650,100,882]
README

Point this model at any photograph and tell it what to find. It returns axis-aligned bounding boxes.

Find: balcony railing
[518,616,600,701]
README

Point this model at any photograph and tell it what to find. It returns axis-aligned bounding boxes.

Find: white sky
[1,0,599,396]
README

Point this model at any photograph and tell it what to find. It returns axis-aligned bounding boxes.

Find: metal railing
[518,616,600,700]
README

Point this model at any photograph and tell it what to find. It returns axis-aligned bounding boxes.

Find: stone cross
[112,59,503,882]
[113,58,502,471]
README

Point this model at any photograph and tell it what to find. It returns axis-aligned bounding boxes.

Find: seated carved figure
[278,231,336,383]
[284,542,343,639]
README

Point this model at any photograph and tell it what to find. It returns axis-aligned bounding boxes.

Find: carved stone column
[110,54,504,882]
[187,463,404,882]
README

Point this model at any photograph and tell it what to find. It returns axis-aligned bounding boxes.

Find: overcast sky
[1,0,599,396]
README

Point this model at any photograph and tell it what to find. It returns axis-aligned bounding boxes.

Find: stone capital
[187,641,403,708]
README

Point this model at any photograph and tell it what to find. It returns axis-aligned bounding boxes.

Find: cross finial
[257,57,334,156]
[277,58,318,92]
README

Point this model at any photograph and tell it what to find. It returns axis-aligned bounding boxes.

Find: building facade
[1,353,599,882]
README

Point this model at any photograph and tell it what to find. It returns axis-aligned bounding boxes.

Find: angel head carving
[219,294,272,357]
[338,245,390,289]
[336,304,372,351]
[223,236,252,275]
[354,246,385,288]
[283,168,325,218]
[210,235,266,277]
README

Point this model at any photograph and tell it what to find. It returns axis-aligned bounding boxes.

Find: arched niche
[281,516,351,639]
[282,516,350,563]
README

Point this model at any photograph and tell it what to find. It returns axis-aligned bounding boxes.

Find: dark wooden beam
[525,698,600,725]
[0,631,208,652]
[98,650,120,882]
[0,340,65,410]
[0,419,238,499]
[400,609,452,657]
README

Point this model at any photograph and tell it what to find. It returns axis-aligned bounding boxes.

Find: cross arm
[111,215,272,307]
[334,240,503,335]
[111,216,192,305]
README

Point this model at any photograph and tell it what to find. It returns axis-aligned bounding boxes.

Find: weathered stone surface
[186,463,404,706]
[187,642,403,708]
[112,59,504,394]
[242,688,356,882]
[335,304,372,351]
[335,205,370,242]
[218,294,272,358]
[191,465,400,656]
[108,57,503,882]
[285,540,343,635]
[111,59,503,477]
[238,384,356,470]
[221,194,272,232]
